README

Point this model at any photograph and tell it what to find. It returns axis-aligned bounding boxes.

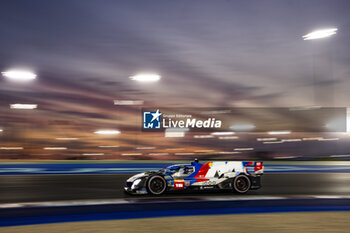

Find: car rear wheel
[147,175,167,195]
[233,175,251,193]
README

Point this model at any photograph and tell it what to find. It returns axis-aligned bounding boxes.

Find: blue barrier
[1,198,350,227]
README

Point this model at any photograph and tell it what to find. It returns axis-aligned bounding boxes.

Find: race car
[124,159,263,195]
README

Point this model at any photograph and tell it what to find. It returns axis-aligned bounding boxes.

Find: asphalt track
[1,173,350,203]
[1,163,350,175]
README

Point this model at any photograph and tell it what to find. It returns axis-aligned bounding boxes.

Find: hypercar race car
[124,160,263,195]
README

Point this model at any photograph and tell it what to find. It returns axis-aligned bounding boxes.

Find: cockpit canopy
[158,164,195,177]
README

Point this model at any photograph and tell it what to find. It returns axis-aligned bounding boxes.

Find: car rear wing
[244,161,264,175]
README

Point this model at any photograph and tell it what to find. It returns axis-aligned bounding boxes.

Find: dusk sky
[0,0,349,160]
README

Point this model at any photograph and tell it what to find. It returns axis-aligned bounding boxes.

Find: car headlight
[131,178,142,190]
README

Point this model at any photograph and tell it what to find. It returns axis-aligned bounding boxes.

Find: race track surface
[1,173,350,203]
[2,212,350,233]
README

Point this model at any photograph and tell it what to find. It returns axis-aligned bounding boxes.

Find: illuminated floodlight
[10,104,37,109]
[257,138,277,141]
[282,139,302,142]
[113,100,144,105]
[149,153,169,156]
[218,136,239,140]
[94,130,121,135]
[55,138,78,141]
[267,131,291,135]
[211,132,235,136]
[136,147,156,150]
[230,124,255,131]
[98,145,120,148]
[302,137,323,141]
[302,28,338,40]
[318,138,339,141]
[0,129,3,132]
[0,147,23,150]
[330,154,350,158]
[43,147,67,150]
[82,153,105,156]
[201,110,231,115]
[325,117,346,132]
[218,151,238,154]
[175,153,195,156]
[289,106,321,111]
[129,73,161,82]
[165,128,189,138]
[234,148,254,151]
[195,150,214,153]
[121,153,142,156]
[166,148,185,151]
[274,156,297,159]
[2,70,37,82]
[165,132,185,138]
[194,135,214,138]
[263,141,283,144]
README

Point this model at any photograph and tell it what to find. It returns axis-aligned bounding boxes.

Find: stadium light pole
[303,28,338,106]
[2,70,38,151]
[128,72,161,152]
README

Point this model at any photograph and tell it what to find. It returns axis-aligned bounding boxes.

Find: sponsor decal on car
[201,181,217,185]
[174,179,185,189]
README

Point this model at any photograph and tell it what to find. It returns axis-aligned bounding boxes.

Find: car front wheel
[147,175,167,195]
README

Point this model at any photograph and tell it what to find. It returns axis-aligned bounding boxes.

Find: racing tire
[147,175,167,195]
[233,174,251,193]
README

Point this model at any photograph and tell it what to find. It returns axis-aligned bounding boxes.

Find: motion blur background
[0,0,350,161]
[1,1,350,232]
